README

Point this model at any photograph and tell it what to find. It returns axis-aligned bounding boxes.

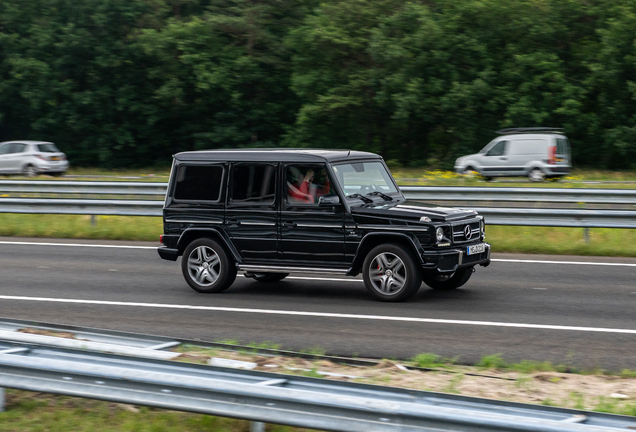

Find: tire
[248,273,289,283]
[463,166,478,176]
[422,267,473,291]
[181,238,237,293]
[528,168,545,182]
[22,164,37,177]
[362,243,422,302]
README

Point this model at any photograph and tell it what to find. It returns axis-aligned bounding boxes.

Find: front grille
[452,221,481,244]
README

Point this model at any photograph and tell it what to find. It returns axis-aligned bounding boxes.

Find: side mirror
[318,194,341,206]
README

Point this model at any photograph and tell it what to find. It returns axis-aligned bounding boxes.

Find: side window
[173,165,224,201]
[230,163,276,205]
[0,144,10,155]
[286,164,333,205]
[8,143,27,154]
[486,141,507,156]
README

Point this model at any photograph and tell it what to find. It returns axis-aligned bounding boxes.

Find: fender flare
[348,232,424,276]
[177,227,242,263]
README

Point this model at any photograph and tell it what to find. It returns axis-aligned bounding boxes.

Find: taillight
[548,146,556,165]
[159,235,164,244]
[35,154,48,161]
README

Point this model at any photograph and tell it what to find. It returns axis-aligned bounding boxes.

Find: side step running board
[238,264,349,275]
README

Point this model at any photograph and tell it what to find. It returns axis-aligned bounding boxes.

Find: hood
[350,200,480,224]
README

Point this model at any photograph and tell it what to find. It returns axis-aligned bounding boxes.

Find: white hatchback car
[0,141,69,177]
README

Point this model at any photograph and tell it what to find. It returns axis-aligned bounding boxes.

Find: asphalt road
[0,237,634,370]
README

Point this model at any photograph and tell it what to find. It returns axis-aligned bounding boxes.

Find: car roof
[494,133,566,140]
[174,149,383,163]
[0,140,53,145]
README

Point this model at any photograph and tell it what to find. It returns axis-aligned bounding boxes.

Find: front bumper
[422,243,491,273]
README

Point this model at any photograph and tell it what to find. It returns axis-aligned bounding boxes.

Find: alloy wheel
[368,252,407,295]
[187,246,221,287]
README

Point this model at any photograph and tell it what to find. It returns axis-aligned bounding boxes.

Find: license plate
[50,156,60,161]
[467,243,486,255]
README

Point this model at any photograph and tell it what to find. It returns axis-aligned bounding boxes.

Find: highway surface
[0,237,634,370]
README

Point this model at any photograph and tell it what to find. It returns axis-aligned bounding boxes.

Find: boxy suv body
[158,149,490,301]
[0,140,69,176]
[454,128,571,181]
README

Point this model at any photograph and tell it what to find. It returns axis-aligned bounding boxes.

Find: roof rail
[496,127,564,135]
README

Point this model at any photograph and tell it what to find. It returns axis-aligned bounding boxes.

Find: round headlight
[435,227,444,242]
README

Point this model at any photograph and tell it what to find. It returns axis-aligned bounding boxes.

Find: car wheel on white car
[22,164,37,177]
[528,168,545,182]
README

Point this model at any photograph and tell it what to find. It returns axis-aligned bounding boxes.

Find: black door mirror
[318,194,340,206]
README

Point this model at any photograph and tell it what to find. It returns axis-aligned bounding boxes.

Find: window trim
[227,162,278,207]
[171,163,225,204]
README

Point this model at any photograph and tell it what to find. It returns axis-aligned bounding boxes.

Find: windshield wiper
[366,191,393,201]
[347,193,373,203]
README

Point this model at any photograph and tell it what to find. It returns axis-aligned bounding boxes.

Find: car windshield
[332,161,399,200]
[37,143,60,153]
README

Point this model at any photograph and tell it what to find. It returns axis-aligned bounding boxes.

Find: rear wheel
[422,267,473,291]
[246,273,289,283]
[181,238,236,293]
[22,164,37,177]
[362,244,422,302]
[528,168,545,182]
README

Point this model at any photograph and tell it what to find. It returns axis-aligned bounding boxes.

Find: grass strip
[0,214,635,257]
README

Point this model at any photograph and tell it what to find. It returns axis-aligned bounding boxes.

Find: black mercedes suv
[158,149,490,301]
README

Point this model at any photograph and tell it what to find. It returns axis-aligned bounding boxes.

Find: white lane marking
[1,240,635,267]
[491,258,636,267]
[532,288,547,290]
[0,295,634,335]
[0,241,156,250]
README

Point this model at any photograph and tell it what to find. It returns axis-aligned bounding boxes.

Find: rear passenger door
[225,163,279,261]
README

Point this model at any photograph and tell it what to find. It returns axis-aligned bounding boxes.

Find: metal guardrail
[0,340,634,431]
[0,180,635,228]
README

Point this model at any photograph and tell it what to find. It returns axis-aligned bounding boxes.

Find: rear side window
[8,143,26,154]
[173,165,224,201]
[230,164,276,205]
[38,144,60,153]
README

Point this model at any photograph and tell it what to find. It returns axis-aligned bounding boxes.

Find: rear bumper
[157,246,179,261]
[422,243,491,273]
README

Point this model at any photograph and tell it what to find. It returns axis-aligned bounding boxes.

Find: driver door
[280,163,345,264]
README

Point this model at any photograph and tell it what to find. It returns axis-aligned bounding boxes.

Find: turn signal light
[159,235,164,244]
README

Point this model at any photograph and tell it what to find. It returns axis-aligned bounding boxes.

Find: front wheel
[422,267,473,291]
[362,244,422,302]
[181,238,236,293]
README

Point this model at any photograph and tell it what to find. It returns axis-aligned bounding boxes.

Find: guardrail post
[0,387,4,412]
[250,421,265,432]
[90,215,96,226]
[583,227,590,243]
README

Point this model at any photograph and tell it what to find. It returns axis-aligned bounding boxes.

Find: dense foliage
[1,0,636,169]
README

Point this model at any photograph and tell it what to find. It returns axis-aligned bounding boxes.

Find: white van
[454,128,571,181]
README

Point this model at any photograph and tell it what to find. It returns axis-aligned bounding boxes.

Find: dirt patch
[171,348,636,413]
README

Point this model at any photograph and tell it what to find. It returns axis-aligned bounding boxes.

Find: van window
[556,138,569,155]
[231,163,276,205]
[173,165,224,201]
[486,141,507,156]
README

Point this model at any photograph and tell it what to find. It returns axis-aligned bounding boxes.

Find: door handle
[499,157,508,160]
[282,221,297,228]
